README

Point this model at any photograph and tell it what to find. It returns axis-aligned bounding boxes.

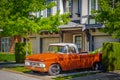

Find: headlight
[25,61,30,66]
[25,61,46,68]
[39,63,46,68]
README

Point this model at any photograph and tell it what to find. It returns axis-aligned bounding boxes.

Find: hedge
[102,42,120,71]
[15,42,32,63]
[0,52,15,62]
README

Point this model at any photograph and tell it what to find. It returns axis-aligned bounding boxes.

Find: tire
[48,64,61,75]
[93,62,102,70]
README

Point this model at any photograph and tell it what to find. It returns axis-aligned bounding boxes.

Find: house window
[78,0,81,16]
[89,0,98,14]
[63,0,72,15]
[1,37,10,52]
[88,0,98,24]
[47,0,53,16]
[88,16,98,24]
[73,35,82,50]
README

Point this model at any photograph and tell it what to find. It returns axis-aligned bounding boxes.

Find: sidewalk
[0,61,24,68]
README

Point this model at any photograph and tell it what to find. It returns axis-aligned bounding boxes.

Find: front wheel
[48,64,61,75]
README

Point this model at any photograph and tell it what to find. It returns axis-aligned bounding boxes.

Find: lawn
[0,52,15,62]
[6,66,31,73]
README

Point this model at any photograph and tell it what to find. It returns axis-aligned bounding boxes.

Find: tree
[0,0,70,54]
[93,0,120,38]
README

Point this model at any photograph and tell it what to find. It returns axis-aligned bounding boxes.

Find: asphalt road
[72,72,120,80]
[0,70,42,80]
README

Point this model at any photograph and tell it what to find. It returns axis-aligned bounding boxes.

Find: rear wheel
[48,64,61,75]
[93,62,102,70]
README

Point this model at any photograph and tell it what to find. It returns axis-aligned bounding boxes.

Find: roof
[58,18,84,29]
[82,24,105,31]
[58,18,105,31]
[59,21,80,29]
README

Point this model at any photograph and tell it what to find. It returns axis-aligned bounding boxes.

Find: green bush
[102,42,120,72]
[89,47,103,54]
[15,42,32,63]
[0,52,15,62]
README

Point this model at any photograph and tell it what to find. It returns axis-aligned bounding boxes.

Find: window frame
[73,34,82,50]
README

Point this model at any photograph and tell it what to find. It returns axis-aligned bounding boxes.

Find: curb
[57,70,101,77]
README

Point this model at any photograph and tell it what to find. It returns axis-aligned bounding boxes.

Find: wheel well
[50,63,62,71]
[93,62,102,70]
[93,62,101,65]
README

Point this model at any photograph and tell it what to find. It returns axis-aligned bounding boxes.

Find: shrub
[15,42,32,63]
[102,42,120,71]
[89,47,103,54]
[0,52,15,62]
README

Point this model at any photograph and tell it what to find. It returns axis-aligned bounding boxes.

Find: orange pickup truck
[25,43,102,75]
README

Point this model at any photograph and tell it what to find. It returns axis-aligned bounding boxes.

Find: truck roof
[49,43,76,46]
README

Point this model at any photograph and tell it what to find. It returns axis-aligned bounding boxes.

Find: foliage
[102,42,120,71]
[0,0,69,37]
[0,52,15,62]
[15,42,32,63]
[93,0,120,38]
[89,47,103,54]
[0,0,70,55]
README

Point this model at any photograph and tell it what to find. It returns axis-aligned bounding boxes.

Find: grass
[6,66,31,73]
[0,52,15,62]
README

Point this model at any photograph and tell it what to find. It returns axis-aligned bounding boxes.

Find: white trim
[96,0,98,10]
[59,0,64,14]
[89,0,91,15]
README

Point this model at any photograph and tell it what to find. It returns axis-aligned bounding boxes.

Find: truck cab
[48,43,79,54]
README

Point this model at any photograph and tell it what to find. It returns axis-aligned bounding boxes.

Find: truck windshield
[48,45,67,53]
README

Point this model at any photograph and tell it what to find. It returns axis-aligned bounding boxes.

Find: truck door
[67,46,80,70]
[80,53,94,68]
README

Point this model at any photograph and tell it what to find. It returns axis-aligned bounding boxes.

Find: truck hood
[26,52,63,61]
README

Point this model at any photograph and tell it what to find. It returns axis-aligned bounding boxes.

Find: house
[0,0,119,53]
[29,0,120,53]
